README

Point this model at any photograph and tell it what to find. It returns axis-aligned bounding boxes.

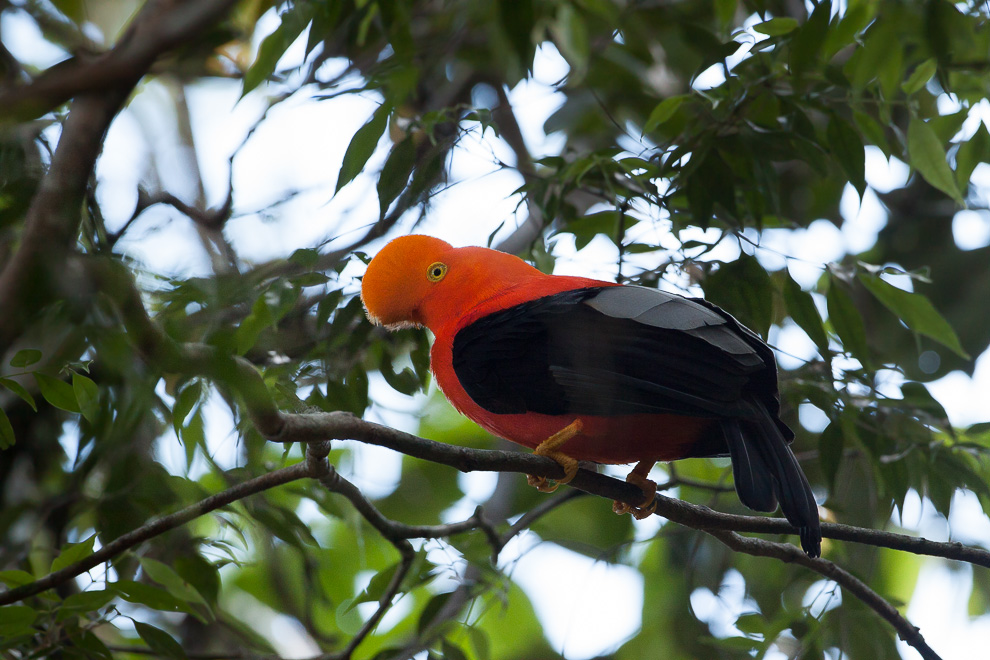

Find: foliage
[1,1,990,659]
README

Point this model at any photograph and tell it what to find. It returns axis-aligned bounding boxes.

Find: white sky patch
[503,535,644,659]
[925,348,990,427]
[952,209,990,250]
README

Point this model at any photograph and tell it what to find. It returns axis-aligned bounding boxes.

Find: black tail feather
[723,407,822,558]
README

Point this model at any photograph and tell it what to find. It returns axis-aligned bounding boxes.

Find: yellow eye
[426,262,448,282]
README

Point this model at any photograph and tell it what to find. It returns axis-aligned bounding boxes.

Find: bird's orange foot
[612,461,657,520]
[527,420,583,493]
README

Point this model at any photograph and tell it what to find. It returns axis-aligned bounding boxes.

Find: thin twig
[707,529,942,660]
[0,462,310,606]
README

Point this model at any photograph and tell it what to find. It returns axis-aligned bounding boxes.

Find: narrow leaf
[789,1,831,77]
[858,274,968,358]
[0,377,37,411]
[0,407,14,450]
[643,96,686,134]
[72,373,100,423]
[140,557,210,609]
[902,58,937,94]
[907,117,963,203]
[818,421,844,492]
[826,278,870,366]
[242,3,317,96]
[336,104,390,194]
[754,17,799,36]
[377,137,417,219]
[782,273,829,353]
[827,115,865,196]
[135,621,187,660]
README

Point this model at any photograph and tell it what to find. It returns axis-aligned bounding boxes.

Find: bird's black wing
[451,286,771,419]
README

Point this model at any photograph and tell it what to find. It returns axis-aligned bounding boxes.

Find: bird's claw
[612,463,658,520]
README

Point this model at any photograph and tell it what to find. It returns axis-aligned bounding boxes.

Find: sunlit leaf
[907,117,963,204]
[858,274,968,358]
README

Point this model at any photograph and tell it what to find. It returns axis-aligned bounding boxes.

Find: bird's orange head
[361,234,545,333]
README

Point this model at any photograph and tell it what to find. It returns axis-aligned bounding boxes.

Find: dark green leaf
[33,372,80,413]
[140,557,210,610]
[956,122,990,189]
[643,96,687,134]
[782,272,829,354]
[72,372,100,423]
[825,277,870,367]
[242,3,317,95]
[827,115,865,196]
[336,104,391,194]
[0,377,36,411]
[57,590,116,621]
[858,274,968,358]
[115,580,198,616]
[907,117,963,204]
[135,621,187,660]
[0,605,37,637]
[51,534,96,573]
[703,255,774,339]
[0,569,36,588]
[172,380,202,438]
[789,1,831,78]
[818,421,844,493]
[377,136,417,219]
[9,348,42,367]
[0,407,14,450]
[441,640,470,660]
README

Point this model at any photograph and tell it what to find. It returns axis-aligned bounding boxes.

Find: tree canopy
[1,1,990,659]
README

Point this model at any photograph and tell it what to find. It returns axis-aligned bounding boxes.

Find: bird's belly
[473,411,716,464]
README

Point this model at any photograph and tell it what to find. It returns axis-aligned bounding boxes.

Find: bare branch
[707,529,942,660]
[0,461,310,606]
[0,0,239,120]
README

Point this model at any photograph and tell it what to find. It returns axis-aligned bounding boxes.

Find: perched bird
[360,234,821,557]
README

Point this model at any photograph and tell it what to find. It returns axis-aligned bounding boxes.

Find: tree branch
[707,529,942,660]
[0,461,310,606]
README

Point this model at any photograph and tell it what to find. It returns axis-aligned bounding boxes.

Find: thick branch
[0,0,239,120]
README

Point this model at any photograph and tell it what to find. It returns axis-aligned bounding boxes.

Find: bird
[360,234,822,557]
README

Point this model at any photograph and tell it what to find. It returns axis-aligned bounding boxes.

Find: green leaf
[57,590,116,621]
[72,372,100,423]
[33,372,80,413]
[235,292,276,355]
[172,380,202,438]
[0,604,37,638]
[9,348,42,367]
[336,104,390,194]
[902,58,937,94]
[0,569,36,588]
[703,255,774,339]
[826,277,870,367]
[788,1,831,78]
[242,3,317,96]
[0,407,14,450]
[115,580,199,617]
[827,115,865,196]
[643,96,687,134]
[377,136,416,219]
[139,557,211,610]
[51,534,96,573]
[818,421,844,493]
[955,122,990,190]
[135,621,187,660]
[782,272,829,354]
[907,117,963,204]
[753,17,799,36]
[0,377,37,411]
[858,274,968,358]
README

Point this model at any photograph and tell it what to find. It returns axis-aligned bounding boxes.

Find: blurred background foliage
[1,0,990,658]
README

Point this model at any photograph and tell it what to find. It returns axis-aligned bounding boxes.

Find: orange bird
[361,235,821,557]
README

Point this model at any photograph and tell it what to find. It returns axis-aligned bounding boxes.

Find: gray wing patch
[585,286,761,362]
